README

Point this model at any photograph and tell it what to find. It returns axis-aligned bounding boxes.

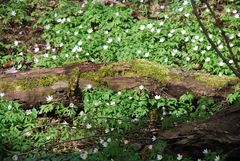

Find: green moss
[68,67,81,96]
[80,64,116,84]
[195,74,239,89]
[128,59,171,84]
[14,74,66,90]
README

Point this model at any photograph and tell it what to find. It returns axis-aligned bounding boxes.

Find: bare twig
[190,0,240,78]
[204,1,240,71]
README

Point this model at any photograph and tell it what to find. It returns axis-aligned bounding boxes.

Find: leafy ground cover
[0,0,239,75]
[0,86,229,160]
[0,0,240,160]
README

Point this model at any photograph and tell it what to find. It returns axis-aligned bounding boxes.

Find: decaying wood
[0,61,238,107]
[158,105,240,160]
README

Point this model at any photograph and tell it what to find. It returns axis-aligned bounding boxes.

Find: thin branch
[204,1,240,71]
[190,0,240,78]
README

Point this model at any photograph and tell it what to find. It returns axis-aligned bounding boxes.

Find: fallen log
[158,105,240,160]
[0,60,239,107]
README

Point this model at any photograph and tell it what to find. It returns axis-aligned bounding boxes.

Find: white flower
[184,37,189,42]
[118,120,122,124]
[193,45,199,51]
[157,154,163,160]
[171,49,178,56]
[183,1,188,5]
[214,155,220,161]
[199,37,204,42]
[159,21,164,26]
[219,61,224,66]
[116,37,121,42]
[104,31,109,35]
[12,155,18,161]
[25,132,31,136]
[8,105,12,110]
[139,85,144,90]
[157,29,161,34]
[80,111,85,116]
[77,41,83,46]
[0,92,5,97]
[52,55,56,60]
[235,14,239,18]
[102,142,108,147]
[193,45,198,51]
[203,149,208,154]
[86,123,92,129]
[25,109,32,115]
[105,128,110,133]
[65,54,69,58]
[205,57,211,62]
[46,95,53,102]
[160,5,165,10]
[155,95,161,100]
[124,140,129,144]
[80,151,88,160]
[170,29,175,33]
[206,45,211,50]
[164,15,169,19]
[116,12,119,16]
[186,57,190,61]
[110,101,116,106]
[159,38,165,43]
[148,145,153,149]
[140,25,145,30]
[229,60,233,64]
[232,10,237,14]
[103,45,108,50]
[107,38,113,43]
[43,53,48,58]
[44,24,50,30]
[117,91,121,95]
[168,33,173,37]
[144,52,150,57]
[178,8,183,12]
[86,84,92,89]
[152,135,156,141]
[69,103,75,107]
[209,34,213,39]
[184,13,190,17]
[107,138,111,142]
[62,120,68,125]
[177,154,183,160]
[218,44,223,49]
[194,35,200,40]
[34,47,40,53]
[14,40,19,46]
[11,11,16,16]
[201,50,206,54]
[150,28,155,32]
[93,148,98,153]
[181,30,186,34]
[147,23,153,29]
[87,28,93,33]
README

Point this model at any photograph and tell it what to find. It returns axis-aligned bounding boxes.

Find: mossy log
[0,60,239,107]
